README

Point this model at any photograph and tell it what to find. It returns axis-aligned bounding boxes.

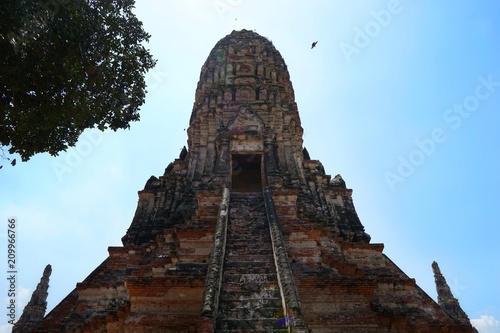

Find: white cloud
[17,287,31,313]
[471,315,500,333]
[1,287,31,330]
[0,324,12,333]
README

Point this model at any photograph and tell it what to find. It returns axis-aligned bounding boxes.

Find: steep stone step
[226,255,274,263]
[219,290,282,301]
[220,282,281,295]
[217,318,289,331]
[219,298,283,318]
[217,329,289,333]
[225,248,273,256]
[216,192,285,332]
[226,236,272,243]
[222,273,278,284]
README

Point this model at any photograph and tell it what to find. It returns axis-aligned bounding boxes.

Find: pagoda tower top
[185,29,305,185]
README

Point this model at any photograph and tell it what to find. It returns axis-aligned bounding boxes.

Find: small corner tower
[13,265,51,333]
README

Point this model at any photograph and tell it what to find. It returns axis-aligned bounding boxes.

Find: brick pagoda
[19,30,477,333]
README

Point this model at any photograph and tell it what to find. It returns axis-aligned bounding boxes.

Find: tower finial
[12,264,52,333]
[432,261,475,328]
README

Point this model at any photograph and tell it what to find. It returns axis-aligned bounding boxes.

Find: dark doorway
[231,154,262,192]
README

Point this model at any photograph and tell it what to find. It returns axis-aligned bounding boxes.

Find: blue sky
[1,1,499,332]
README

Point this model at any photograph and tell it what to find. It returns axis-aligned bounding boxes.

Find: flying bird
[311,41,318,49]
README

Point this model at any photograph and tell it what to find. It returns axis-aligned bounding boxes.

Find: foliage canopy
[0,0,156,161]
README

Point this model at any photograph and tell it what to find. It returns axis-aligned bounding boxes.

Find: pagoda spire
[432,261,475,328]
[12,264,51,333]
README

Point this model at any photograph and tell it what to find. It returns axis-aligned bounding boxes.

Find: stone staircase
[216,192,288,333]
